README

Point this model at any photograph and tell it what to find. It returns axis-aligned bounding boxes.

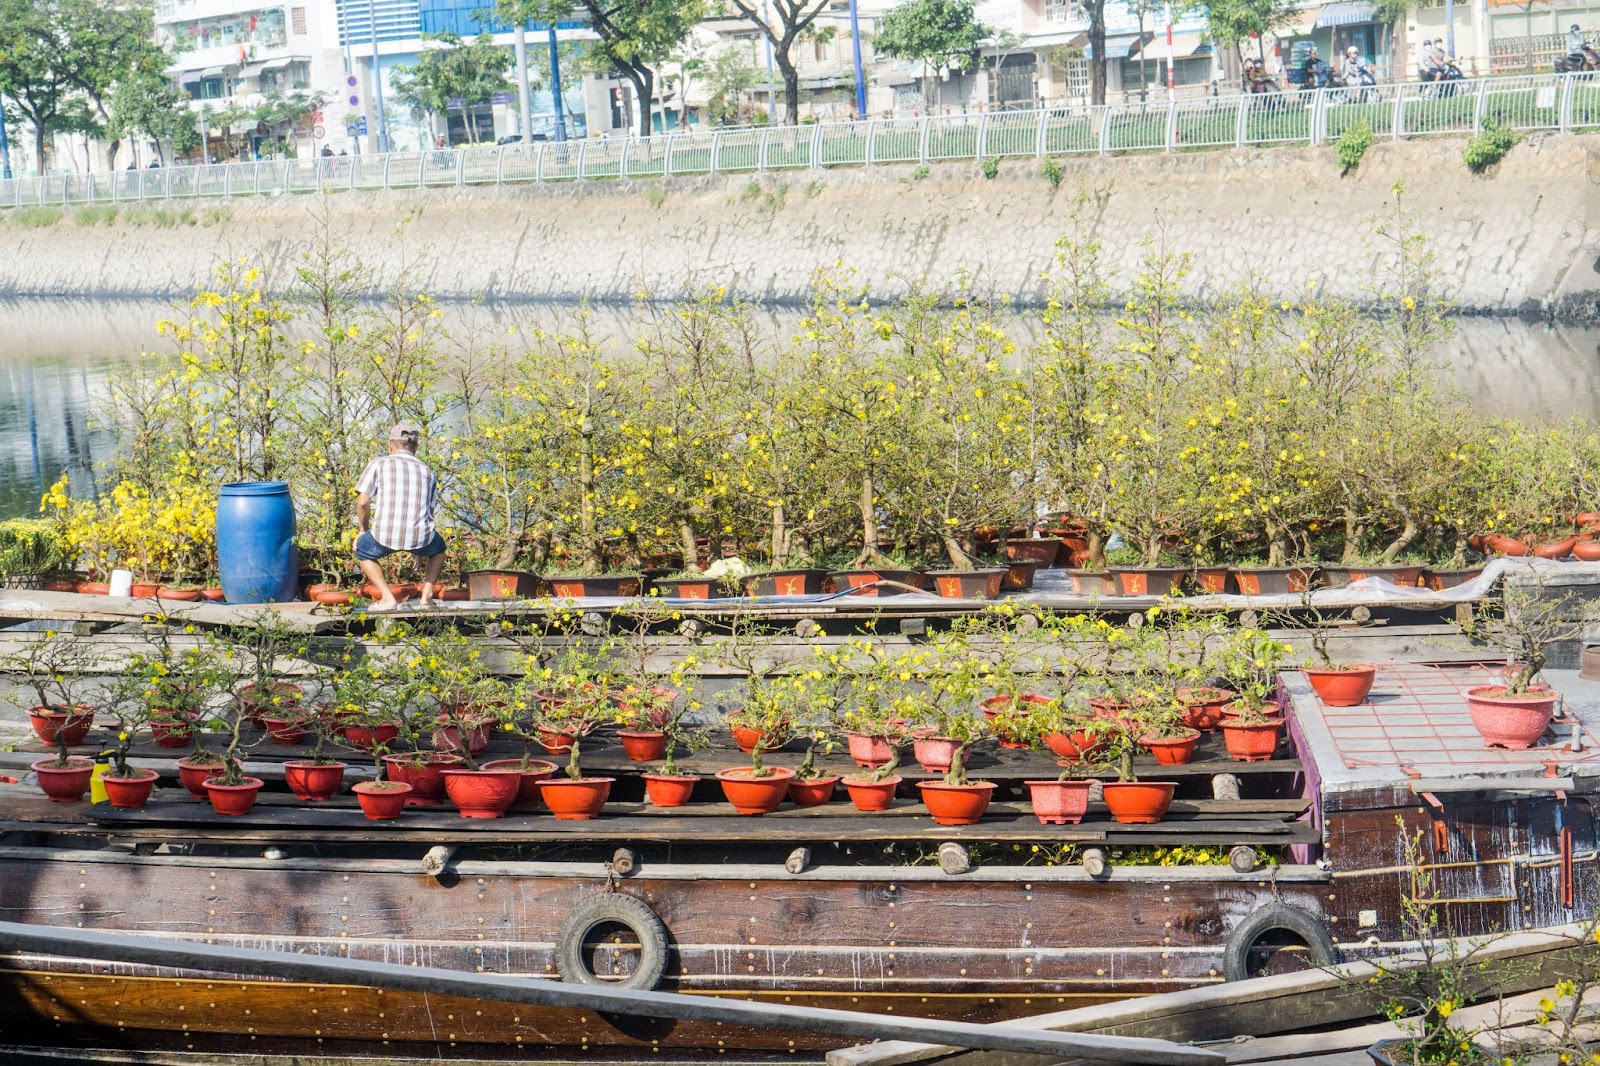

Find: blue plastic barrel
[215,482,299,604]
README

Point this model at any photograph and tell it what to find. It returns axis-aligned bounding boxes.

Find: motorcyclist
[1418,39,1441,82]
[1342,46,1371,86]
[1302,47,1327,88]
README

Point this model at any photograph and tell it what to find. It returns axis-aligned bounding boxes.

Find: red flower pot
[479,758,557,806]
[204,776,264,816]
[149,716,194,748]
[283,760,348,802]
[1108,567,1185,596]
[381,752,462,805]
[788,775,839,808]
[431,722,490,756]
[917,781,995,826]
[1231,566,1318,596]
[741,569,831,596]
[1102,781,1176,823]
[546,575,642,598]
[537,727,578,754]
[1141,729,1200,765]
[177,757,224,799]
[262,716,307,745]
[717,767,795,815]
[1305,666,1376,707]
[1004,538,1061,567]
[352,781,413,820]
[343,723,400,752]
[1485,534,1529,557]
[643,773,698,807]
[618,730,668,761]
[538,776,615,820]
[310,588,353,606]
[441,768,524,818]
[844,775,901,811]
[200,587,226,602]
[157,587,203,602]
[912,736,961,773]
[845,731,895,769]
[31,757,94,802]
[76,581,110,596]
[1178,686,1235,731]
[1025,779,1094,825]
[1465,685,1560,749]
[1574,541,1600,562]
[729,722,788,754]
[1043,730,1106,762]
[1220,719,1284,762]
[129,582,160,598]
[1532,536,1578,559]
[1192,567,1233,594]
[102,769,159,809]
[28,706,94,746]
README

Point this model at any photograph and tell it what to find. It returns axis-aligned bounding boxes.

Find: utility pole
[548,23,567,142]
[514,22,532,139]
[762,0,777,124]
[850,0,866,119]
[1164,4,1174,100]
[342,8,361,154]
[369,0,390,152]
[0,97,12,181]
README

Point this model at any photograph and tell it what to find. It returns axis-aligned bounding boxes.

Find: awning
[198,66,227,78]
[1087,32,1147,59]
[178,70,203,87]
[883,62,923,86]
[1137,32,1207,62]
[1006,28,1085,49]
[1317,1,1378,26]
[1282,5,1324,35]
[257,55,308,71]
[236,62,267,79]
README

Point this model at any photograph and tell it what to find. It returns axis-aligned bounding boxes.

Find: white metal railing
[5,70,1600,209]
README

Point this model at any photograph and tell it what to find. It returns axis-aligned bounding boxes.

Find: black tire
[555,893,670,990]
[1223,903,1338,981]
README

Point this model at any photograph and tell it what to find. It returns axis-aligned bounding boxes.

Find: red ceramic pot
[157,587,203,602]
[1178,686,1235,731]
[1192,567,1233,594]
[431,723,490,756]
[441,768,524,818]
[1102,781,1177,823]
[283,760,348,802]
[1574,541,1600,562]
[1305,666,1377,707]
[1043,730,1106,762]
[917,781,995,826]
[643,773,698,807]
[262,716,307,745]
[381,752,463,805]
[1485,534,1530,557]
[1025,779,1094,825]
[1141,729,1200,765]
[31,757,95,802]
[149,716,194,748]
[1220,719,1284,762]
[1004,538,1061,567]
[717,767,795,815]
[343,723,400,752]
[204,776,264,816]
[28,706,95,746]
[844,775,901,811]
[536,727,578,754]
[102,769,159,808]
[310,588,353,606]
[1109,567,1185,596]
[1465,685,1560,749]
[200,588,226,602]
[177,756,224,799]
[352,781,413,820]
[538,776,615,820]
[618,730,668,761]
[1532,536,1579,559]
[479,758,558,807]
[844,731,895,769]
[788,775,839,808]
[129,583,160,598]
[728,722,784,754]
[911,736,961,773]
[76,581,110,596]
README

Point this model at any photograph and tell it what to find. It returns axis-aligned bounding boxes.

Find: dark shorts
[356,530,446,562]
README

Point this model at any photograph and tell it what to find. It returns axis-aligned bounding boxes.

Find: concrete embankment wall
[2,133,1598,317]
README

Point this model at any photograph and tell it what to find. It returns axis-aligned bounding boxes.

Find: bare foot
[417,597,435,608]
[370,597,400,612]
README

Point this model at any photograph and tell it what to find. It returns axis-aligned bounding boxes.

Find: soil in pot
[353,781,413,820]
[28,706,95,747]
[442,768,525,818]
[917,781,996,826]
[283,760,348,802]
[1465,685,1560,749]
[844,774,901,811]
[204,776,265,816]
[538,776,615,820]
[788,775,839,808]
[1102,780,1177,823]
[1141,729,1200,765]
[928,569,1008,600]
[32,757,95,802]
[717,767,795,815]
[1107,567,1186,596]
[618,730,668,761]
[1231,566,1318,596]
[742,569,830,597]
[1305,665,1377,706]
[479,758,558,806]
[1025,779,1094,825]
[1220,719,1285,762]
[912,736,961,773]
[381,752,463,805]
[643,773,699,807]
[102,768,159,808]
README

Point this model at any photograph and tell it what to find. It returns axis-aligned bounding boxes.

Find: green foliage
[1336,119,1372,175]
[874,0,989,70]
[0,518,67,581]
[1463,119,1516,173]
[1041,156,1064,188]
[912,164,931,180]
[12,206,61,228]
[390,32,512,144]
[72,205,118,226]
[644,186,666,208]
[980,157,1000,179]
[1191,0,1300,48]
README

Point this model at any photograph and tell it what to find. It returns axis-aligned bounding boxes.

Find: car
[496,133,550,145]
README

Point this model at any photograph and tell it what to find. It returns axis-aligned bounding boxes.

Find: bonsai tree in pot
[280,698,350,803]
[640,707,711,808]
[913,710,995,826]
[222,610,310,724]
[1218,626,1292,763]
[1095,724,1177,825]
[535,714,617,821]
[716,677,798,816]
[609,606,694,761]
[96,669,166,808]
[5,627,98,748]
[198,658,266,817]
[475,668,561,806]
[1279,593,1378,707]
[1013,694,1110,826]
[787,724,840,808]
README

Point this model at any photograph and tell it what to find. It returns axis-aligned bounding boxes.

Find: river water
[1,298,1597,521]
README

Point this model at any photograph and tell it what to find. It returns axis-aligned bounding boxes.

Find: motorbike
[1301,60,1338,90]
[1554,46,1600,72]
[1340,66,1379,104]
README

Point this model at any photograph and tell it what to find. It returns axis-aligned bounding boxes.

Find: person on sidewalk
[354,424,446,610]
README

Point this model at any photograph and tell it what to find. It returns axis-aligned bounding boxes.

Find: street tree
[391,32,513,144]
[1194,0,1299,63]
[109,71,200,166]
[873,0,990,112]
[724,0,830,127]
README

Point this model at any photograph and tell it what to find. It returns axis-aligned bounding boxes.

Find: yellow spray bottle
[89,751,112,804]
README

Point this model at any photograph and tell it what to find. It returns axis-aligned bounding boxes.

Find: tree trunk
[942,533,976,570]
[1341,506,1362,564]
[1087,0,1108,105]
[776,51,801,125]
[621,63,653,138]
[1143,533,1161,568]
[1086,529,1105,570]
[679,519,700,573]
[33,124,46,173]
[578,415,600,574]
[1380,516,1419,564]
[851,473,893,567]
[770,504,788,567]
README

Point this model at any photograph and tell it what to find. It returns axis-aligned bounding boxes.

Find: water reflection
[0,298,1594,520]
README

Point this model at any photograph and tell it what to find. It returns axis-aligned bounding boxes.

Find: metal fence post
[663,135,674,178]
[1472,78,1488,133]
[535,143,546,182]
[975,112,988,159]
[1234,95,1248,147]
[919,116,932,163]
[86,175,95,204]
[810,121,824,168]
[617,139,631,180]
[495,145,506,185]
[1035,108,1048,157]
[1560,73,1574,132]
[454,148,466,186]
[1165,97,1177,151]
[283,160,293,194]
[713,130,725,174]
[381,154,391,190]
[1309,90,1325,144]
[1391,84,1405,140]
[164,166,173,199]
[864,119,876,165]
[417,151,426,189]
[1098,105,1110,155]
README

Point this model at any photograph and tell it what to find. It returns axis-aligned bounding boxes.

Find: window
[291,6,307,34]
[1045,0,1073,22]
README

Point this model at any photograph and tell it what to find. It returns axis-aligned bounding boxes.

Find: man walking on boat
[354,424,446,610]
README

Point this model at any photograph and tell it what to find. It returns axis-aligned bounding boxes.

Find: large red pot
[343,723,400,752]
[1221,719,1284,762]
[177,756,224,799]
[717,767,795,815]
[1025,779,1094,825]
[844,731,895,768]
[204,776,264,816]
[381,753,463,805]
[536,727,578,754]
[1004,538,1060,567]
[538,776,615,820]
[1043,730,1106,762]
[441,768,523,818]
[1574,541,1600,562]
[31,757,94,802]
[431,722,490,756]
[1102,780,1176,823]
[479,758,558,806]
[1465,685,1559,749]
[149,716,195,748]
[1532,536,1578,559]
[1141,729,1200,765]
[283,760,348,802]
[353,781,413,820]
[917,781,995,826]
[618,731,668,761]
[1305,666,1376,707]
[788,775,839,808]
[28,706,95,746]
[643,773,698,807]
[1485,534,1529,557]
[102,769,159,809]
[262,716,307,745]
[1178,686,1235,731]
[844,775,901,811]
[911,736,961,773]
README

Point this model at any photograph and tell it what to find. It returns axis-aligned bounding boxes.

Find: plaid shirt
[356,452,437,551]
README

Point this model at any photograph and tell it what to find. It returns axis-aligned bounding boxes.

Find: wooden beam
[0,921,1224,1065]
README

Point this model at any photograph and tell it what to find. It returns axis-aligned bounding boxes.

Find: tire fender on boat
[1222,903,1338,981]
[555,893,670,990]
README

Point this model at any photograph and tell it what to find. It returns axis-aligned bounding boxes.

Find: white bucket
[107,569,134,597]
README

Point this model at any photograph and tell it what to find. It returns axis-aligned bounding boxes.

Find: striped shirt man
[355,447,438,552]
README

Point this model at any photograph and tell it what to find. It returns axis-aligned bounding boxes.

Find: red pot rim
[617,730,667,739]
[844,774,902,786]
[382,752,464,767]
[642,772,701,782]
[1304,665,1375,676]
[31,757,94,771]
[283,760,349,770]
[203,776,264,790]
[353,780,414,794]
[916,780,996,793]
[1024,778,1094,787]
[1140,729,1200,744]
[440,767,524,778]
[539,776,618,785]
[102,768,160,783]
[479,758,558,774]
[1102,780,1177,791]
[792,774,841,785]
[716,766,796,781]
[1465,685,1561,704]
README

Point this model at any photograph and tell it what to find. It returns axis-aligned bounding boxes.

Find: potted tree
[716,682,797,815]
[1286,596,1378,707]
[1218,626,1291,762]
[4,628,97,749]
[96,671,164,809]
[281,705,349,803]
[1097,726,1177,825]
[641,711,710,808]
[787,726,840,808]
[223,612,309,726]
[478,673,561,808]
[914,712,995,826]
[351,763,414,821]
[535,728,615,820]
[201,676,266,817]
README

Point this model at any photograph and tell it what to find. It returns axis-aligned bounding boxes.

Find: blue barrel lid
[219,481,291,496]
